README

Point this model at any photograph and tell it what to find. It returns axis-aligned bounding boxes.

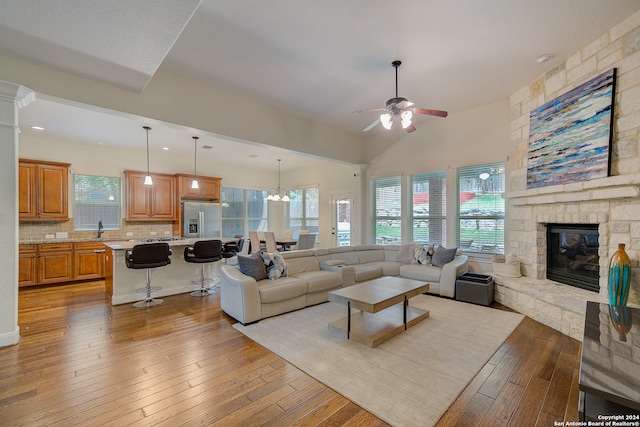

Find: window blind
[73,175,121,231]
[373,176,401,245]
[409,170,446,245]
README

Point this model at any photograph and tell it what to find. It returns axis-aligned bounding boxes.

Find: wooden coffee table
[327,276,430,347]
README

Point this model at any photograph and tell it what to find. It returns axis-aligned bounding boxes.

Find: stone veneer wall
[501,9,640,341]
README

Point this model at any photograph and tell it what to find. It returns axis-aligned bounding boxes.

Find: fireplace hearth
[546,224,600,293]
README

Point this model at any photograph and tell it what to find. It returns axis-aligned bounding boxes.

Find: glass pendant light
[191,136,199,189]
[266,159,289,201]
[143,126,153,185]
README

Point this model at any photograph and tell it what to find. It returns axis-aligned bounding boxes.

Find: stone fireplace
[499,11,640,341]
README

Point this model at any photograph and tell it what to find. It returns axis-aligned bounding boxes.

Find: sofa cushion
[353,264,383,282]
[261,252,288,280]
[258,277,307,303]
[238,252,267,281]
[356,248,385,264]
[396,243,416,264]
[399,264,442,282]
[432,245,457,268]
[293,271,343,293]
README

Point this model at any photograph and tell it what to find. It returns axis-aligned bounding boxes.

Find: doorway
[332,194,353,247]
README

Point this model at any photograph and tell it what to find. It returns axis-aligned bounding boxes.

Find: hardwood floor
[1,281,581,426]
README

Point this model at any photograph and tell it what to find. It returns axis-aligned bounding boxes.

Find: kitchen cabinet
[175,173,221,201]
[124,171,176,221]
[74,242,106,280]
[18,245,38,287]
[38,243,73,285]
[19,159,70,221]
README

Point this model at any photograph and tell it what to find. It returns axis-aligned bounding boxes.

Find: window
[221,187,269,238]
[409,170,446,245]
[457,162,505,254]
[74,174,121,231]
[372,176,401,245]
[287,187,319,236]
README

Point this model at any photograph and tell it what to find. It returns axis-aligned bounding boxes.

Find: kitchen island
[104,238,225,305]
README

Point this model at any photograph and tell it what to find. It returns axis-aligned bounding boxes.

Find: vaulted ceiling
[2,0,639,170]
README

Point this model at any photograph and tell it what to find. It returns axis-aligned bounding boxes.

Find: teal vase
[608,243,631,306]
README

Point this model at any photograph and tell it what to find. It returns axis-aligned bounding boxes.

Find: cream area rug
[233,294,524,427]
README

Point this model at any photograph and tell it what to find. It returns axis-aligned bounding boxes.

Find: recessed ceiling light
[31,125,44,130]
[534,53,554,64]
[162,147,169,151]
[248,154,258,158]
[202,145,212,150]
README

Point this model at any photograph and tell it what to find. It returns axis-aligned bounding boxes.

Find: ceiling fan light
[401,110,413,128]
[380,113,393,130]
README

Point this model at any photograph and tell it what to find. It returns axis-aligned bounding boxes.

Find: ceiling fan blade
[405,123,417,133]
[362,119,380,132]
[396,100,414,109]
[353,108,386,114]
[413,107,448,118]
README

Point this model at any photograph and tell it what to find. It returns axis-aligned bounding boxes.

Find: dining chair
[296,233,316,250]
[282,229,294,241]
[249,231,262,254]
[298,229,310,236]
[264,231,278,253]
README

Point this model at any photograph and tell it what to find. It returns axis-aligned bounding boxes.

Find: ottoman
[455,272,495,306]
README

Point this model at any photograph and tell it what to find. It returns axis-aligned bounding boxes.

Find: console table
[578,301,640,420]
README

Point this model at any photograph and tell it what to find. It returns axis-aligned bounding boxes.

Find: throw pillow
[237,252,267,281]
[431,245,457,268]
[412,244,434,265]
[396,243,417,264]
[261,252,288,280]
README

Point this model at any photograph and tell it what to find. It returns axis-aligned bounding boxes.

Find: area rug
[233,294,524,427]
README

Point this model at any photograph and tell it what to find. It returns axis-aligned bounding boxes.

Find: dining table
[261,239,297,251]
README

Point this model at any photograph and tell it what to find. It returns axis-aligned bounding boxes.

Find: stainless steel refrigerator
[182,201,221,238]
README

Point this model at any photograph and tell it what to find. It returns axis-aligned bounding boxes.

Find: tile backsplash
[19,220,175,242]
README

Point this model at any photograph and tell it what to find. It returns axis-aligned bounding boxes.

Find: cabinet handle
[93,249,106,253]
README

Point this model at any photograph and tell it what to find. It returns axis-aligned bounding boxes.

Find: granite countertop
[104,238,200,251]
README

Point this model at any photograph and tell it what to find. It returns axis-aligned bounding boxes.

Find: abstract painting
[526,68,616,189]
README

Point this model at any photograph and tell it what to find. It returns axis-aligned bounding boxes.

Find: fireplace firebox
[546,224,600,293]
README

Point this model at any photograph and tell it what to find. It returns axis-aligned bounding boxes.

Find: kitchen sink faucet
[97,220,104,238]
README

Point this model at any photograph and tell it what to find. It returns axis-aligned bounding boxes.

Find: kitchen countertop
[104,238,200,250]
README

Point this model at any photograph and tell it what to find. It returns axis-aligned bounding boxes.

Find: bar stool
[125,242,172,308]
[222,235,244,261]
[184,239,222,296]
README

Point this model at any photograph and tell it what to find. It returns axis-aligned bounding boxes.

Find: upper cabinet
[124,170,176,221]
[19,159,70,221]
[175,173,221,201]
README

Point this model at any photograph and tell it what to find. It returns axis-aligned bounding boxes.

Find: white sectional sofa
[220,244,468,324]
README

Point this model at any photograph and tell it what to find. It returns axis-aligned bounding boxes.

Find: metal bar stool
[184,239,222,296]
[125,242,172,308]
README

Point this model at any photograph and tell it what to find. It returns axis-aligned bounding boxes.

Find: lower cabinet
[19,242,106,287]
[18,245,38,287]
[73,242,106,281]
[38,243,74,285]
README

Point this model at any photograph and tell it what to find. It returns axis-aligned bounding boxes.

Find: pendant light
[266,159,289,202]
[143,126,153,185]
[191,136,199,189]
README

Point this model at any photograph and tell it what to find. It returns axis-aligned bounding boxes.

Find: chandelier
[266,159,290,202]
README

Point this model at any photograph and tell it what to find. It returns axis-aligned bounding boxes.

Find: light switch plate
[45,234,54,239]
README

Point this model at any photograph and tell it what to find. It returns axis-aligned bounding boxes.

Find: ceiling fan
[355,60,448,133]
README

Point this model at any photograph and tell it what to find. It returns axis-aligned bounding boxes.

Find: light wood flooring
[1,281,582,426]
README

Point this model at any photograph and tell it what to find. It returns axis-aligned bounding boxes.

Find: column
[0,81,35,347]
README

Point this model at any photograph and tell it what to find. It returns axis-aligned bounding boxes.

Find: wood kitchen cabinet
[18,245,38,287]
[19,159,70,221]
[73,242,106,280]
[38,243,73,285]
[175,173,221,201]
[124,171,176,221]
